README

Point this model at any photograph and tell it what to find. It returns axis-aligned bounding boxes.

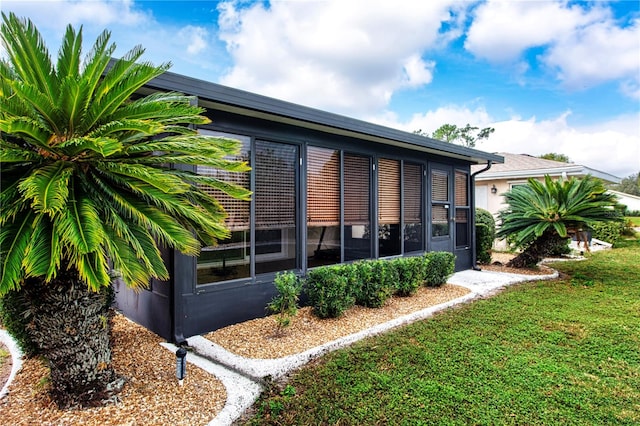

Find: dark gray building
[114,70,503,343]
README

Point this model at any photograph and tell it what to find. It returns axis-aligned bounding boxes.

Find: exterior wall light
[491,185,498,194]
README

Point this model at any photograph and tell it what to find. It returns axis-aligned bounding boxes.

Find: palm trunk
[22,272,123,408]
[507,231,568,268]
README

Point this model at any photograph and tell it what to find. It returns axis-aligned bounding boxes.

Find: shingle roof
[472,153,620,184]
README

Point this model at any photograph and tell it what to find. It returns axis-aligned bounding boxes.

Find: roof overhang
[138,69,503,166]
[475,165,621,184]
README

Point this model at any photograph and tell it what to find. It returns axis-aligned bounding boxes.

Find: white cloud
[402,55,435,88]
[217,0,463,115]
[465,1,639,97]
[2,0,150,33]
[2,0,226,79]
[483,113,640,178]
[372,105,639,179]
[465,0,603,62]
[178,26,210,56]
[372,104,493,136]
[543,18,640,95]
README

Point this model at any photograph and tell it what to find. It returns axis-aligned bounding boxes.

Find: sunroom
[114,70,503,343]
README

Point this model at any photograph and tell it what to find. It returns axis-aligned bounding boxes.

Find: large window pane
[403,162,423,252]
[344,154,371,261]
[378,158,401,257]
[307,147,341,268]
[197,131,251,284]
[255,141,298,274]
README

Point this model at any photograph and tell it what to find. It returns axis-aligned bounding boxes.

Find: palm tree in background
[497,175,620,268]
[0,13,250,407]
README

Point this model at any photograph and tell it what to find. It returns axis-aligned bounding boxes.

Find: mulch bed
[206,284,472,359]
[0,314,226,426]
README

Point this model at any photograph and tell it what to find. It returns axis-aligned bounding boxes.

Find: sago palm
[0,13,250,407]
[496,175,619,267]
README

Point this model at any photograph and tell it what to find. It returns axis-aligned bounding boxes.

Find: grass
[246,238,640,425]
[626,216,640,227]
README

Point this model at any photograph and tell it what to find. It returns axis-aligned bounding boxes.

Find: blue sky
[3,0,639,178]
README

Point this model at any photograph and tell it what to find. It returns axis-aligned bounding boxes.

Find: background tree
[539,153,571,163]
[610,171,640,196]
[0,13,250,408]
[415,123,495,148]
[496,175,620,268]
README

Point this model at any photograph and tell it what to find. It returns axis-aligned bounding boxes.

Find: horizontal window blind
[378,158,400,223]
[255,141,297,230]
[196,133,250,231]
[403,162,422,224]
[432,170,448,202]
[432,205,449,223]
[455,171,468,207]
[344,154,370,225]
[307,147,340,226]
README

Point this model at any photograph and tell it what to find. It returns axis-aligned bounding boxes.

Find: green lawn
[246,239,640,425]
[626,216,640,227]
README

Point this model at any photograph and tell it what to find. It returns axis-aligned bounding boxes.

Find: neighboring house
[471,153,621,248]
[472,153,621,216]
[114,69,503,343]
[608,190,640,212]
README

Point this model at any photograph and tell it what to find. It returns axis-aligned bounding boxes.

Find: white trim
[475,165,620,184]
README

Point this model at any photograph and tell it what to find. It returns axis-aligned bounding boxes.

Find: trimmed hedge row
[305,252,456,318]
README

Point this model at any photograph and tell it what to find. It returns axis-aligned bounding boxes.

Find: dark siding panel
[181,282,279,337]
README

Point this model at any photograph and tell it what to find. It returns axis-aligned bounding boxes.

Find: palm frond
[83,49,169,130]
[18,161,72,214]
[182,173,252,200]
[124,135,243,157]
[5,80,62,134]
[0,116,52,146]
[57,75,90,134]
[0,13,57,102]
[56,24,81,79]
[55,189,105,255]
[103,231,156,290]
[58,136,123,158]
[0,210,35,295]
[73,251,111,292]
[0,140,43,162]
[22,215,61,281]
[88,119,164,139]
[96,161,191,194]
[84,172,202,254]
[102,208,167,282]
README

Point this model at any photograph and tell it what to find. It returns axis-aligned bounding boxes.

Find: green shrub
[590,221,625,244]
[353,260,394,308]
[267,272,302,334]
[423,252,455,287]
[393,257,423,297]
[0,289,39,357]
[475,208,495,264]
[305,266,354,318]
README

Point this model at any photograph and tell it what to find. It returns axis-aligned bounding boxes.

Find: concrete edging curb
[0,329,23,399]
